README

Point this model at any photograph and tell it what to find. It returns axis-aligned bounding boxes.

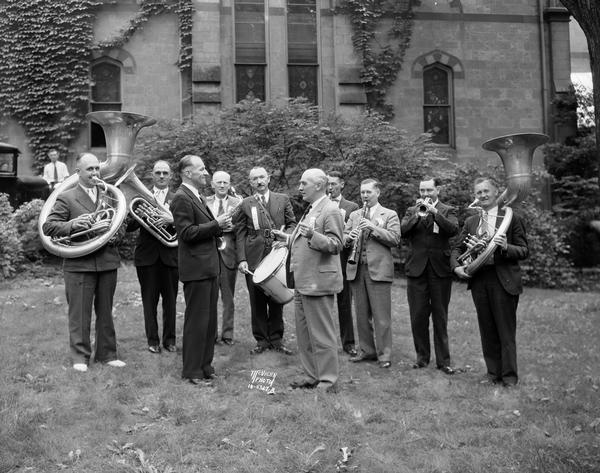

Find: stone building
[23,0,581,171]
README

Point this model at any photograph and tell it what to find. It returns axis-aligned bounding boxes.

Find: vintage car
[0,142,50,208]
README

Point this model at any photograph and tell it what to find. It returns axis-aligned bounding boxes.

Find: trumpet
[348,201,368,265]
[416,197,433,217]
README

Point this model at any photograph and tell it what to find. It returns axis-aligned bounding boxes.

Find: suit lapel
[181,185,214,221]
[75,186,97,213]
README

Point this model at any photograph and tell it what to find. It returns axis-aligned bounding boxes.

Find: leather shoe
[272,344,293,355]
[379,361,391,369]
[316,382,338,393]
[163,345,177,353]
[221,338,234,346]
[290,379,318,389]
[186,377,213,386]
[412,362,427,369]
[438,365,455,375]
[350,354,377,363]
[251,345,268,354]
[148,345,161,354]
[343,345,358,357]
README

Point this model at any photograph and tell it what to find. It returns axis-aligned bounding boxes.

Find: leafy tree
[559,0,600,182]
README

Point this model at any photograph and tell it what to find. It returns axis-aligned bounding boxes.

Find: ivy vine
[0,0,193,172]
[335,0,414,118]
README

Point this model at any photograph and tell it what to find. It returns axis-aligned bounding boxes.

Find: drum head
[253,246,288,284]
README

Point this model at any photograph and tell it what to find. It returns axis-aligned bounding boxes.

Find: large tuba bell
[459,132,549,275]
[38,111,174,258]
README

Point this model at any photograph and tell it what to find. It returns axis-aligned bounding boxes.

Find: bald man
[128,161,178,354]
[207,171,241,345]
[274,168,344,392]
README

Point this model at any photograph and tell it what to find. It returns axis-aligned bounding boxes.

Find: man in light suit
[327,171,359,357]
[235,167,296,354]
[42,153,126,372]
[170,155,231,385]
[128,160,178,354]
[401,177,458,374]
[207,170,241,345]
[42,149,69,189]
[451,177,528,387]
[274,168,344,392]
[344,179,401,369]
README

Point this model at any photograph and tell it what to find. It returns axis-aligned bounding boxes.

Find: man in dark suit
[401,177,458,375]
[170,155,232,385]
[327,171,359,356]
[451,177,529,387]
[128,160,178,354]
[235,166,296,354]
[274,168,344,392]
[42,153,126,372]
[207,170,241,345]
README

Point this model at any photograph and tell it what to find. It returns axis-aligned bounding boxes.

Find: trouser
[216,259,237,340]
[64,270,118,364]
[245,274,284,347]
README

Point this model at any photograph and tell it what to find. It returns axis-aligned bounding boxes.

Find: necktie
[217,198,224,216]
[301,205,312,222]
[478,210,488,237]
[88,188,96,203]
[260,195,267,207]
[53,163,58,182]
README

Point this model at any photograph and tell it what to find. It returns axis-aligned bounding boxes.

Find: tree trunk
[559,0,600,183]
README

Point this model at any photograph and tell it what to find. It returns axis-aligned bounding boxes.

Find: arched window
[423,64,454,146]
[90,60,122,147]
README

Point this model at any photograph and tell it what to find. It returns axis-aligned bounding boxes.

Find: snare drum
[252,246,294,304]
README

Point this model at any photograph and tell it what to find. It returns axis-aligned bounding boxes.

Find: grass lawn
[0,262,599,473]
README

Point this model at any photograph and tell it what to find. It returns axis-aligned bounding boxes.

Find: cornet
[416,197,433,217]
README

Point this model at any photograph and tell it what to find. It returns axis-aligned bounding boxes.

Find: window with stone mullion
[287,0,318,104]
[234,0,266,101]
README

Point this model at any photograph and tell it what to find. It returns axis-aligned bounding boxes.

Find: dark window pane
[288,65,317,104]
[90,102,122,148]
[287,0,317,64]
[91,62,121,103]
[236,65,265,101]
[424,106,449,144]
[423,67,448,105]
[235,0,265,63]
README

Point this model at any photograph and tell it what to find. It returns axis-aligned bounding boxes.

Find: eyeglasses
[154,171,170,176]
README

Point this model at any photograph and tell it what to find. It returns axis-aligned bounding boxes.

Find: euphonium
[348,201,368,265]
[460,133,549,275]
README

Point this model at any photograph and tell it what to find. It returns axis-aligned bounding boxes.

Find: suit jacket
[344,204,401,282]
[290,197,344,296]
[42,185,123,272]
[234,192,296,271]
[450,209,529,295]
[129,189,178,268]
[170,185,223,282]
[400,201,459,278]
[206,194,241,270]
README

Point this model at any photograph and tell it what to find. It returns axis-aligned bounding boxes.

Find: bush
[544,135,598,179]
[0,193,23,278]
[12,199,47,261]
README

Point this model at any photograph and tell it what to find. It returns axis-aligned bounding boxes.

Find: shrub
[0,193,23,278]
[544,135,598,180]
[12,199,47,261]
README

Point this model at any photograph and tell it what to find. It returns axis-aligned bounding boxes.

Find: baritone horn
[459,133,549,275]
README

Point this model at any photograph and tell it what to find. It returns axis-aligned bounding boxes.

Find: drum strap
[254,195,276,230]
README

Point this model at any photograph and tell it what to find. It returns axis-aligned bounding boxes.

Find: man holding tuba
[401,177,458,375]
[451,177,529,387]
[42,152,127,372]
[127,160,178,354]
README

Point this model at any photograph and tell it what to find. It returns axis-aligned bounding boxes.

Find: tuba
[459,133,549,275]
[38,111,176,258]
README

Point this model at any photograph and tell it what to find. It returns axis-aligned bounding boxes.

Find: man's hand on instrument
[464,234,486,252]
[420,199,438,215]
[71,214,94,232]
[297,222,314,239]
[271,229,289,245]
[358,218,375,231]
[348,227,361,241]
[157,210,174,225]
[216,213,232,229]
[492,233,508,250]
[238,261,249,274]
[454,265,471,279]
